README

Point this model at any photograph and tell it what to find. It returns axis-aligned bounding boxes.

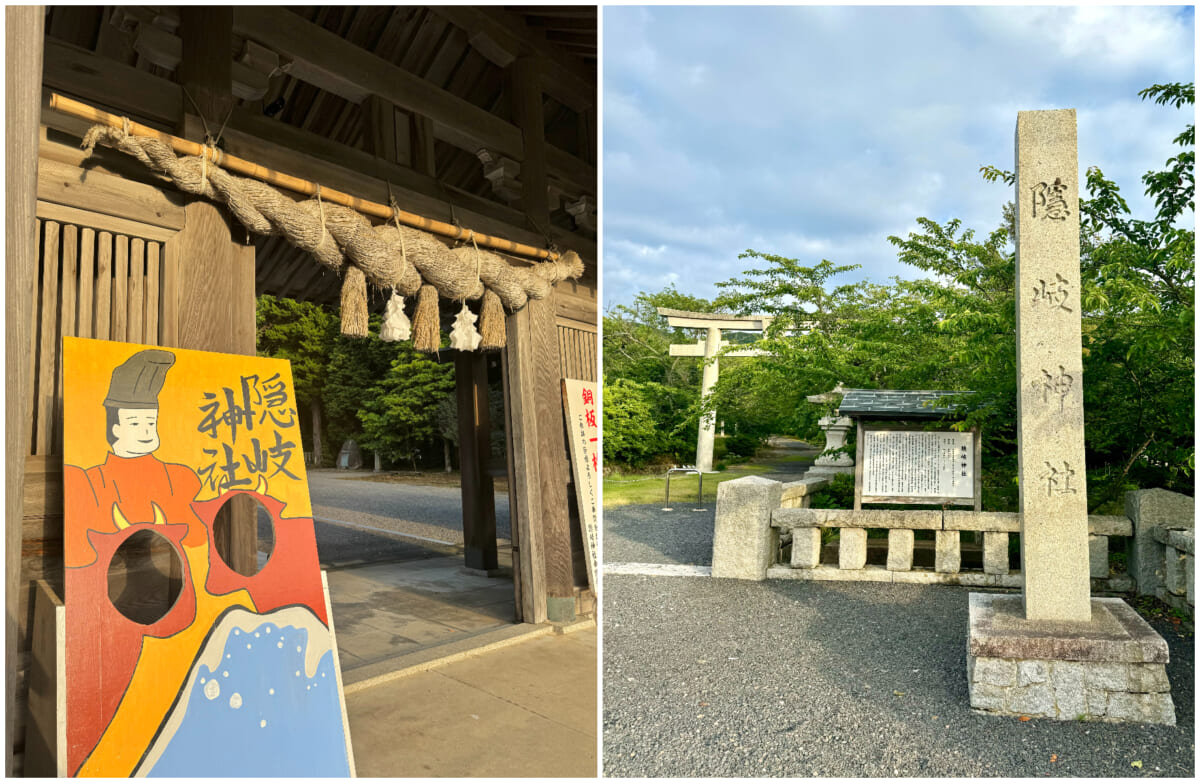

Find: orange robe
[63,452,207,773]
[64,452,207,569]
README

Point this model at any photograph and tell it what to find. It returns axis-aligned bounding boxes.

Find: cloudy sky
[601,4,1196,309]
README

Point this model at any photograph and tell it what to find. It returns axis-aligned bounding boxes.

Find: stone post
[1127,488,1194,598]
[711,476,783,580]
[696,326,721,472]
[1014,109,1091,621]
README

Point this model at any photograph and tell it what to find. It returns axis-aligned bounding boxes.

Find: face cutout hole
[212,494,275,577]
[107,528,184,625]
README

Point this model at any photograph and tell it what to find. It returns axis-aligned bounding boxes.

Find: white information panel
[862,430,974,499]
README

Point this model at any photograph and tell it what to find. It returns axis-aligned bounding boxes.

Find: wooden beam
[37,157,186,232]
[41,36,181,129]
[230,7,594,193]
[456,352,499,572]
[7,8,45,774]
[428,6,594,112]
[34,200,178,245]
[132,22,267,101]
[233,7,517,150]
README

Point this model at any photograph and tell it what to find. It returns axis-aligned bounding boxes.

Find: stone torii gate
[657,308,770,472]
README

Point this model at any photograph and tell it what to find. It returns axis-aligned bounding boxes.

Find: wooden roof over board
[39,5,597,311]
[837,389,974,420]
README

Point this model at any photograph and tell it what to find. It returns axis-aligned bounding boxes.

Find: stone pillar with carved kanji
[965,109,1175,726]
[1013,109,1091,623]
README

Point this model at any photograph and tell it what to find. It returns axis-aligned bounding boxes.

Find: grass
[603,462,772,507]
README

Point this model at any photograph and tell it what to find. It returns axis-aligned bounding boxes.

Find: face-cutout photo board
[62,337,354,777]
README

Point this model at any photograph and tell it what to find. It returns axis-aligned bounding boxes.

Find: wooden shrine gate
[7,5,597,773]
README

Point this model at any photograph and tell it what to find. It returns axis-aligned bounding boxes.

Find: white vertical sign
[562,379,598,592]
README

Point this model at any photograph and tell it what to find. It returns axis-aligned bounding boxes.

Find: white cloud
[602,5,1195,307]
[975,6,1193,73]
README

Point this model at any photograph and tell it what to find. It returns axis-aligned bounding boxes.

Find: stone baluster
[935,530,961,573]
[886,529,914,571]
[839,528,867,570]
[983,532,1009,575]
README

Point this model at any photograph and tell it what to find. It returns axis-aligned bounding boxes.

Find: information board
[860,429,975,503]
[561,379,598,592]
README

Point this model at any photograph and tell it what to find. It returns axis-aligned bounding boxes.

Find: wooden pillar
[6,7,45,774]
[500,347,526,620]
[163,201,257,574]
[178,8,234,133]
[456,352,499,572]
[511,55,550,223]
[175,9,256,575]
[509,53,574,622]
[410,114,437,178]
[504,308,546,624]
[505,298,573,623]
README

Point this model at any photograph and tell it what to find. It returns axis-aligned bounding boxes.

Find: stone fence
[712,476,1194,615]
[1127,489,1195,616]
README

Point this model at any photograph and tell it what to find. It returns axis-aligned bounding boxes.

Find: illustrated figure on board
[63,348,206,568]
[61,339,352,777]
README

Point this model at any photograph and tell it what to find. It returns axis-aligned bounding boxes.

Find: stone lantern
[805,384,853,478]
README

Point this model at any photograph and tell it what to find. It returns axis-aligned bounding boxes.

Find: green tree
[256,295,338,464]
[602,377,667,467]
[357,346,455,469]
[322,319,398,461]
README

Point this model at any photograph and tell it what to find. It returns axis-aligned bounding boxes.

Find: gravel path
[602,576,1195,778]
[602,439,816,568]
[603,502,716,566]
[306,469,511,545]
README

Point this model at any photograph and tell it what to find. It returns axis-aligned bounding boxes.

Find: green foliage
[602,284,713,387]
[257,298,459,470]
[723,432,761,459]
[256,295,339,404]
[602,377,677,467]
[356,339,455,468]
[256,296,339,458]
[809,472,855,509]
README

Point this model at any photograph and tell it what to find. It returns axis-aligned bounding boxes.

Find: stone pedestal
[966,593,1174,724]
[806,416,854,479]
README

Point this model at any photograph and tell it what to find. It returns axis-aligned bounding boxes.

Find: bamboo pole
[48,92,559,261]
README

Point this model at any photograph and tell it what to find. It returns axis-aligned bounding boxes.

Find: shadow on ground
[602,575,1194,777]
[602,502,717,566]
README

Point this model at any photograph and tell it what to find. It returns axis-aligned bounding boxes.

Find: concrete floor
[326,551,516,678]
[293,479,595,776]
[344,624,597,777]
